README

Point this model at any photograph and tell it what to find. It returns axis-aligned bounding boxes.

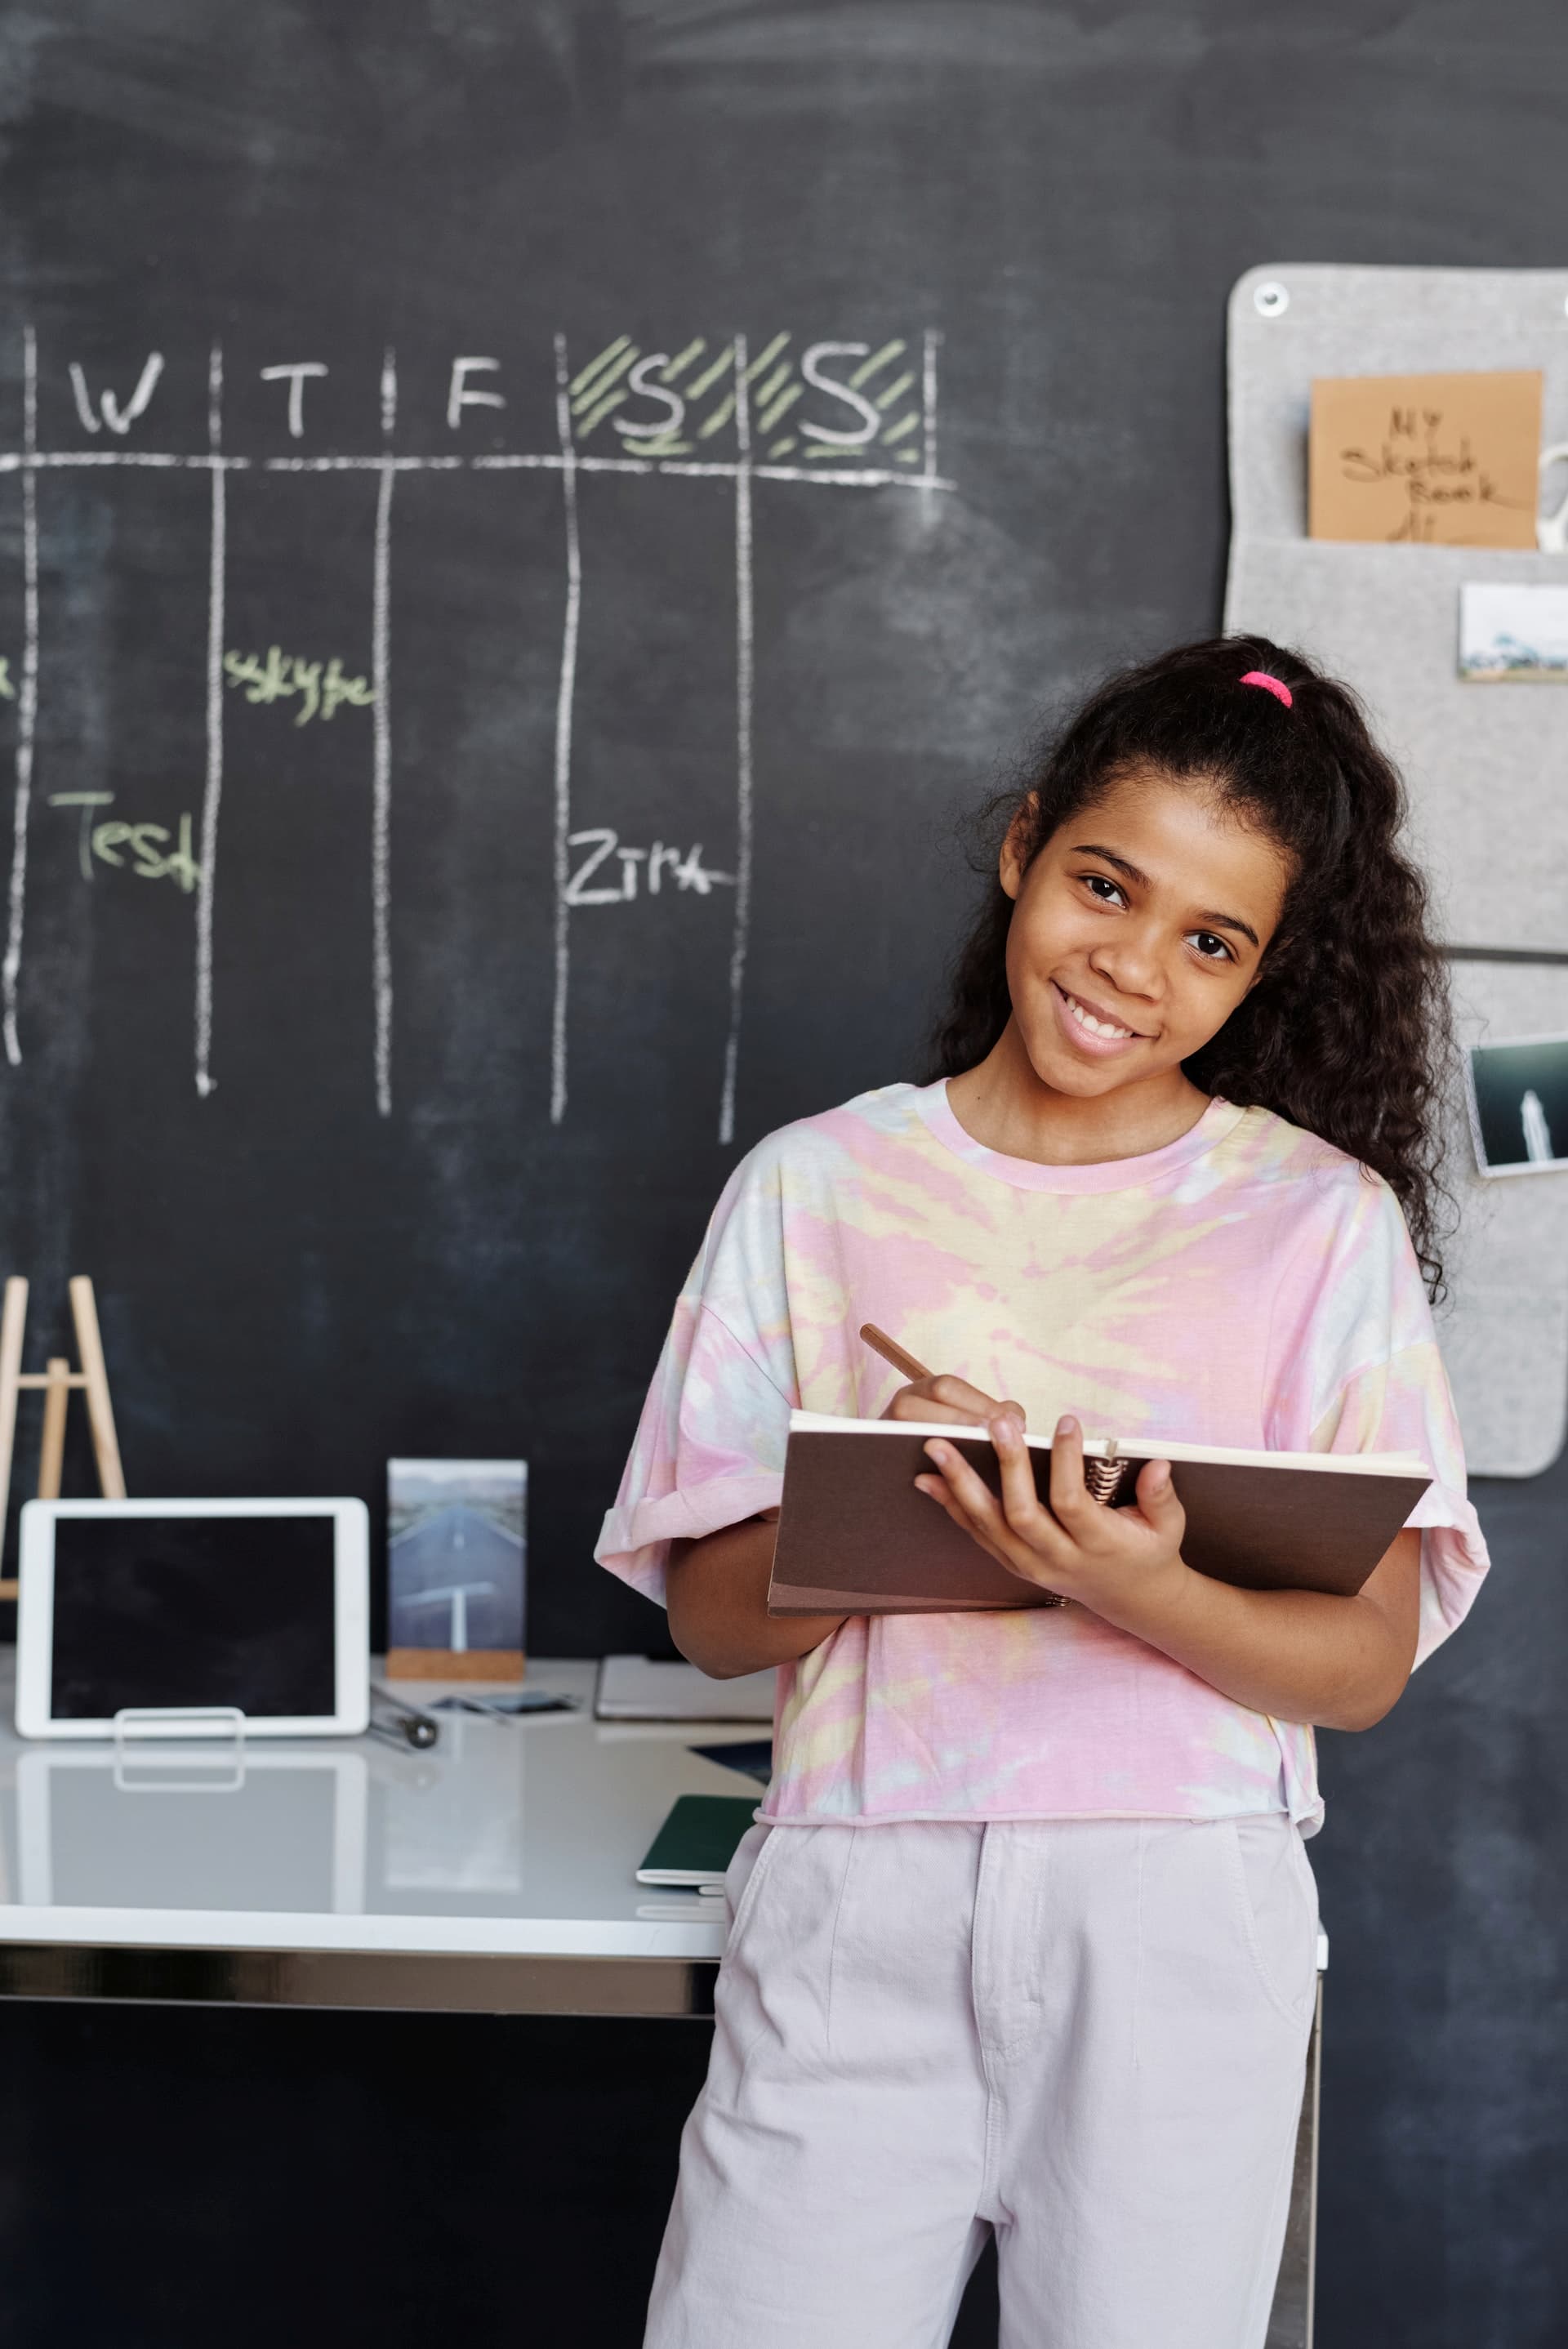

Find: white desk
[0,1657,751,2016]
[0,1650,1321,2341]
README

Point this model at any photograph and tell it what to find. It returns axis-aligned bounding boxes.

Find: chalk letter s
[800,344,880,448]
[612,354,685,441]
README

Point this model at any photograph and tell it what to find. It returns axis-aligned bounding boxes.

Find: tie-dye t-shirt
[596,1082,1488,1834]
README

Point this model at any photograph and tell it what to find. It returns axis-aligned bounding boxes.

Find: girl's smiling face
[1000,764,1292,1100]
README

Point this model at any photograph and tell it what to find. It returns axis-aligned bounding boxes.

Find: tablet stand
[112,1706,246,1792]
[0,1275,127,1600]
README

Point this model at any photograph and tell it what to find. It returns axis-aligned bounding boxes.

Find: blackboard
[0,9,1058,1660]
[0,8,1566,2346]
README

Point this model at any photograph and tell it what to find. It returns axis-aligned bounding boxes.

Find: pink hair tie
[1240,670,1293,708]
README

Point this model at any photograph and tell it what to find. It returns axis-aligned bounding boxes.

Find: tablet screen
[49,1514,338,1720]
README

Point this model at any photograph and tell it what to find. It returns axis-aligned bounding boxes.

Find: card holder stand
[111,1705,247,1794]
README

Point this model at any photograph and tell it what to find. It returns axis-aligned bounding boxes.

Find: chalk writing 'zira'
[48,794,201,891]
[224,648,375,725]
[565,829,735,904]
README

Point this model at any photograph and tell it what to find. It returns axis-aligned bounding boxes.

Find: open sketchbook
[768,1412,1432,1616]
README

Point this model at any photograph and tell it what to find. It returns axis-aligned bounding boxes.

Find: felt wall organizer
[1226,265,1568,1475]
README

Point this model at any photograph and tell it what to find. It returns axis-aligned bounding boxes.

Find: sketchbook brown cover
[768,1429,1430,1615]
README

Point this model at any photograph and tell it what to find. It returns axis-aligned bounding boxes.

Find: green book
[636,1794,759,1889]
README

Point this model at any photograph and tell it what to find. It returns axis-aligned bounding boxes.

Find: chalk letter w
[69,353,166,436]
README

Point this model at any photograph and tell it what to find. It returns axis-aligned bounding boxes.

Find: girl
[597,635,1488,2349]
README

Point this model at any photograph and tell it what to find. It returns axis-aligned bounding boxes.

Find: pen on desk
[369,1682,440,1749]
[859,1322,933,1384]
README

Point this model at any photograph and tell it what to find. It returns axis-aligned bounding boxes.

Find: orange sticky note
[1309,370,1543,548]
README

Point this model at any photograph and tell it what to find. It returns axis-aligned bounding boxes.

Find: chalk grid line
[0,449,951,490]
[549,333,581,1128]
[2,330,949,1129]
[194,341,225,1096]
[2,328,38,1068]
[371,349,396,1118]
[718,336,754,1148]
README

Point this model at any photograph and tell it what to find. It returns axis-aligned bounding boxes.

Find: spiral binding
[1084,1444,1125,1504]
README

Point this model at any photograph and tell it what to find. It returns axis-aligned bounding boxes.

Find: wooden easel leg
[69,1275,126,1500]
[37,1358,70,1500]
[0,1277,28,1541]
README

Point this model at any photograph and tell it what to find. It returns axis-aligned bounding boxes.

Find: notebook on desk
[636,1794,759,1891]
[768,1412,1432,1616]
[594,1654,777,1723]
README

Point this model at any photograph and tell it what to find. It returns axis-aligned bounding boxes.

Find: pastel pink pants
[645,1815,1318,2349]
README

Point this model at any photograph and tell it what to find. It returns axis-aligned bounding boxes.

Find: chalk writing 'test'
[48,793,201,890]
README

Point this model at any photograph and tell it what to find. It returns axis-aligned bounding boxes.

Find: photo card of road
[1465,1033,1568,1178]
[1459,581,1568,680]
[385,1457,527,1681]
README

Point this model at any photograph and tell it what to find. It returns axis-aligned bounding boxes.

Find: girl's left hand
[914,1411,1192,1625]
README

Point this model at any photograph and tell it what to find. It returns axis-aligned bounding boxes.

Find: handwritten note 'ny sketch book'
[767,1412,1433,1616]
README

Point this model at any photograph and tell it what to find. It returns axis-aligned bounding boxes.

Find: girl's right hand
[881,1375,1027,1430]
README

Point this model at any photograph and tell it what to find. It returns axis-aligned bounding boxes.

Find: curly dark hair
[929,634,1454,1296]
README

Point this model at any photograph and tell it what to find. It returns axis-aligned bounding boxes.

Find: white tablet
[16,1499,370,1740]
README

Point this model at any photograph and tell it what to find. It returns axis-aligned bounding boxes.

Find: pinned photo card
[1466,1036,1568,1179]
[1459,582,1568,680]
[1309,369,1542,547]
[385,1458,527,1682]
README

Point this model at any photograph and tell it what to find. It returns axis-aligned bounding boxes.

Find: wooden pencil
[858,1322,933,1385]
